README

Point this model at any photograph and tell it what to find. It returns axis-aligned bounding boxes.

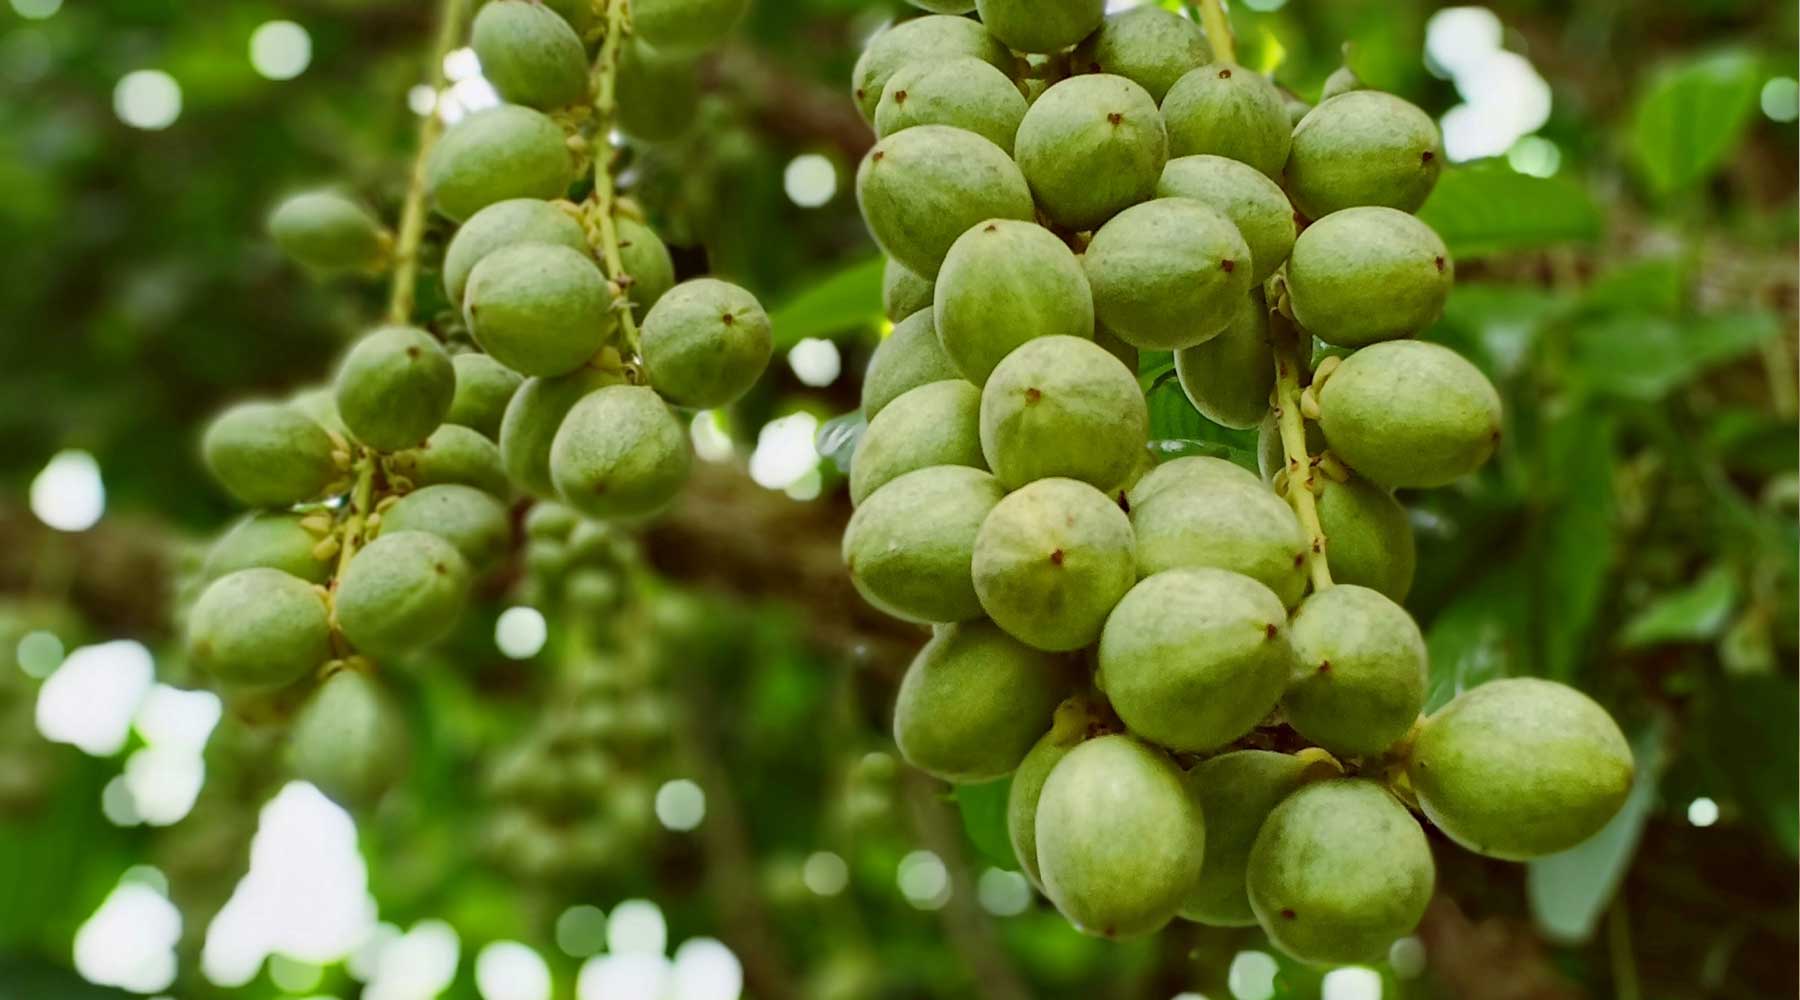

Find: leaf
[1423,560,1530,712]
[1618,565,1740,648]
[1699,674,1799,857]
[1630,48,1763,197]
[814,410,865,477]
[1433,283,1561,377]
[768,255,886,347]
[1417,163,1603,259]
[956,778,1019,871]
[1567,310,1780,400]
[1148,438,1259,474]
[1539,405,1617,682]
[1577,258,1686,318]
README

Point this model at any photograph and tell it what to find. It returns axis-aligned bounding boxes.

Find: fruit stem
[386,0,470,326]
[1270,307,1334,592]
[587,0,645,360]
[330,450,379,615]
[1193,0,1237,65]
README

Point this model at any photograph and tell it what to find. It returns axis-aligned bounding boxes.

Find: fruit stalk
[1192,0,1236,65]
[1270,307,1334,591]
[331,451,378,600]
[387,0,471,325]
[587,0,644,359]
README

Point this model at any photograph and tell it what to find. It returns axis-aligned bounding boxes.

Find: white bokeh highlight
[31,449,105,531]
[1426,8,1552,162]
[250,21,312,81]
[802,851,848,897]
[606,899,668,956]
[747,413,820,491]
[787,338,842,387]
[496,606,549,659]
[672,937,744,1000]
[783,154,838,207]
[475,941,551,1000]
[897,850,950,910]
[655,779,707,832]
[74,878,181,994]
[363,920,461,1000]
[1227,950,1279,1000]
[114,70,183,130]
[36,640,155,756]
[1321,967,1383,1000]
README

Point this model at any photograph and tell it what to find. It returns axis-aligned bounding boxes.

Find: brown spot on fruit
[984,222,999,233]
[405,346,421,359]
[1318,660,1331,674]
[893,89,908,105]
[1292,553,1305,568]
[1088,62,1102,73]
[1107,112,1123,125]
[1220,259,1236,273]
[721,313,735,326]
[1264,623,1279,639]
[434,563,447,575]
[1421,150,1435,164]
[871,150,884,162]
[1024,387,1042,404]
[1281,908,1297,920]
[1049,549,1065,566]
[1218,68,1233,79]
[1434,256,1446,272]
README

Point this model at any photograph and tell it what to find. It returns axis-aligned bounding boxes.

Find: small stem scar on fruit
[1194,0,1237,65]
[586,0,644,360]
[387,0,471,326]
[1269,302,1334,592]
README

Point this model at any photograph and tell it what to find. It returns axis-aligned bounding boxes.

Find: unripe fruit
[446,353,525,439]
[856,125,1035,278]
[640,278,772,408]
[973,478,1135,651]
[1127,457,1307,607]
[1288,207,1451,347]
[1181,750,1318,926]
[471,0,590,110]
[979,335,1148,491]
[441,197,590,307]
[202,402,340,507]
[1007,728,1078,889]
[1083,198,1253,350]
[614,216,676,315]
[1014,74,1168,231]
[203,513,332,585]
[935,221,1095,385]
[523,501,579,541]
[335,530,472,659]
[862,311,961,421]
[267,190,386,271]
[876,57,1028,152]
[1317,341,1502,488]
[1315,476,1415,602]
[391,423,510,497]
[289,670,409,807]
[850,380,985,506]
[975,0,1105,55]
[1408,678,1633,860]
[189,568,331,688]
[549,384,692,520]
[288,385,347,437]
[843,465,1005,624]
[851,15,1014,123]
[616,39,700,141]
[1034,735,1205,938]
[1286,91,1443,219]
[1158,155,1297,283]
[881,259,935,323]
[1247,779,1434,964]
[631,0,748,55]
[465,243,619,377]
[892,621,1067,782]
[1320,63,1365,101]
[908,0,975,10]
[426,105,575,222]
[334,326,455,451]
[379,483,512,572]
[1175,290,1274,430]
[1161,64,1292,178]
[1256,410,1324,482]
[499,367,625,498]
[1283,585,1428,756]
[540,0,594,35]
[1098,567,1294,752]
[1071,6,1212,104]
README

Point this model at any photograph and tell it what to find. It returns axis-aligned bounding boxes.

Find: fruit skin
[631,0,748,55]
[499,367,625,498]
[975,0,1105,55]
[908,0,976,11]
[549,384,692,520]
[1158,155,1296,284]
[188,568,332,689]
[973,478,1136,651]
[1126,456,1307,607]
[202,402,340,507]
[1408,677,1634,860]
[379,483,512,572]
[441,197,590,308]
[850,380,985,506]
[876,57,1028,152]
[1247,779,1435,964]
[334,326,455,452]
[465,243,618,378]
[1034,735,1205,939]
[1071,6,1212,104]
[842,465,1006,624]
[446,353,525,439]
[203,513,332,585]
[289,670,409,807]
[471,0,589,110]
[1320,63,1364,101]
[979,335,1148,491]
[1013,74,1169,232]
[1283,585,1428,756]
[1175,289,1273,430]
[1161,64,1292,179]
[891,621,1067,783]
[1316,476,1415,602]
[267,190,386,271]
[1083,197,1253,350]
[856,125,1036,279]
[1008,727,1078,889]
[426,105,574,223]
[851,15,1014,123]
[1288,206,1452,347]
[614,216,676,316]
[1097,567,1295,752]
[861,310,961,420]
[640,278,772,408]
[391,423,510,497]
[1317,340,1502,489]
[881,259,935,323]
[1285,90,1444,220]
[616,38,699,141]
[1181,750,1317,927]
[335,530,472,659]
[933,220,1096,386]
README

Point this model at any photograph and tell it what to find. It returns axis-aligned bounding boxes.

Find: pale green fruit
[616,38,699,141]
[1247,779,1434,964]
[851,15,1014,122]
[335,530,472,658]
[1070,5,1211,103]
[1286,90,1444,219]
[446,353,524,439]
[973,478,1135,651]
[892,621,1067,782]
[1083,197,1253,349]
[843,466,1005,624]
[379,484,512,572]
[549,385,692,519]
[1181,750,1316,926]
[471,0,589,110]
[465,243,619,377]
[1320,63,1364,101]
[882,259,935,323]
[267,190,386,271]
[615,216,676,315]
[631,0,748,55]
[908,0,975,11]
[934,220,1095,384]
[391,424,510,497]
[1289,207,1451,347]
[289,670,409,807]
[203,513,331,584]
[1317,341,1502,488]
[980,335,1147,490]
[1035,735,1204,938]
[1126,456,1307,607]
[640,278,772,408]
[1014,74,1168,231]
[1161,64,1291,178]
[1316,476,1414,602]
[1283,585,1427,756]
[539,0,594,35]
[189,568,331,688]
[857,125,1035,278]
[334,326,455,451]
[499,367,625,497]
[975,0,1104,54]
[565,566,621,616]
[288,385,347,437]
[1408,678,1634,860]
[850,380,985,505]
[426,105,574,222]
[203,402,340,507]
[1283,91,1313,127]
[1157,154,1297,283]
[1175,289,1273,430]
[1097,567,1294,752]
[523,501,579,541]
[876,57,1028,151]
[441,197,589,307]
[1008,727,1078,889]
[862,310,961,419]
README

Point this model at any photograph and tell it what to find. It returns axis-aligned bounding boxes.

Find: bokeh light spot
[31,449,105,531]
[496,606,548,659]
[655,779,706,831]
[250,21,312,81]
[783,154,838,208]
[114,70,183,130]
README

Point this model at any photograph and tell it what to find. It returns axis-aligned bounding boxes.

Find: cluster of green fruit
[842,1,1635,963]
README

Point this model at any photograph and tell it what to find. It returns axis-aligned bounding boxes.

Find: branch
[386,0,470,326]
[1269,306,1333,591]
[586,0,645,359]
[1194,0,1237,65]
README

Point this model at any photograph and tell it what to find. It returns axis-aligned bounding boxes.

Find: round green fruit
[189,568,331,688]
[1283,585,1428,756]
[882,259,935,323]
[850,380,985,506]
[975,0,1105,55]
[540,0,594,35]
[1288,206,1451,347]
[614,216,676,315]
[1286,90,1443,219]
[203,513,331,585]
[842,465,1005,624]
[1071,6,1211,103]
[1161,64,1292,178]
[862,309,961,419]
[1181,750,1318,926]
[876,57,1028,152]
[851,15,1014,122]
[973,478,1135,651]
[441,197,590,308]
[856,125,1035,278]
[1014,74,1168,231]
[202,402,340,507]
[1316,476,1415,602]
[1317,340,1502,488]
[391,423,510,497]
[631,0,748,55]
[267,190,386,271]
[908,0,976,11]
[379,483,511,572]
[935,220,1095,385]
[1126,456,1307,606]
[471,0,589,110]
[1083,197,1253,349]
[465,242,618,377]
[289,669,409,807]
[1158,154,1296,283]
[549,384,692,520]
[446,352,525,439]
[1008,725,1079,889]
[891,621,1068,783]
[1175,289,1274,430]
[640,278,772,408]
[334,326,454,451]
[426,105,575,222]
[335,530,472,659]
[523,501,579,541]
[616,38,700,141]
[499,367,625,497]
[1320,63,1364,101]
[979,335,1147,490]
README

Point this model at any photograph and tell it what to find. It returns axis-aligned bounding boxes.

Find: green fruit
[934,220,1095,384]
[1283,91,1313,127]
[391,423,510,497]
[203,402,340,507]
[465,243,617,377]
[289,670,409,806]
[1161,64,1291,178]
[549,384,692,519]
[973,478,1135,651]
[267,190,386,271]
[1175,289,1273,430]
[843,465,1005,624]
[615,216,676,315]
[540,0,594,35]
[446,353,525,439]
[1181,750,1318,926]
[441,197,590,307]
[1247,779,1434,964]
[523,501,578,540]
[1014,74,1168,231]
[640,278,772,408]
[189,569,331,688]
[876,57,1028,152]
[1320,63,1364,101]
[1408,678,1633,860]
[564,567,621,616]
[499,367,625,497]
[892,621,1067,782]
[426,105,574,222]
[851,15,1014,122]
[335,530,472,658]
[1317,340,1502,488]
[850,380,985,505]
[471,0,589,110]
[288,385,347,437]
[1157,154,1296,283]
[975,0,1105,55]
[1288,206,1451,347]
[334,326,455,451]
[862,310,961,420]
[631,0,748,55]
[856,125,1035,278]
[1283,585,1427,756]
[1083,197,1253,350]
[1127,457,1307,606]
[1316,476,1414,602]
[1070,5,1211,103]
[1008,727,1078,889]
[203,513,331,585]
[1097,567,1294,752]
[1035,735,1204,938]
[882,259,935,323]
[1286,91,1443,219]
[379,484,511,572]
[907,0,975,11]
[979,335,1147,490]
[616,38,699,141]
[1255,410,1324,483]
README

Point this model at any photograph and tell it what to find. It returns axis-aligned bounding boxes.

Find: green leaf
[1148,438,1259,474]
[1630,48,1763,197]
[1417,163,1603,259]
[1433,283,1561,377]
[1578,258,1686,318]
[1567,310,1780,400]
[1539,405,1617,682]
[1423,560,1530,712]
[769,255,886,347]
[1699,674,1799,857]
[1619,565,1740,648]
[956,778,1019,871]
[814,410,865,477]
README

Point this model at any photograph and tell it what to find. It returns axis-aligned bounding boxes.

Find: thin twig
[1194,0,1237,65]
[386,0,470,325]
[1271,308,1334,591]
[587,0,644,359]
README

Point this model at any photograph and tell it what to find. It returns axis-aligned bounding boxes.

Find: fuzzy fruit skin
[1288,207,1452,347]
[1408,678,1634,860]
[1098,567,1295,752]
[392,424,510,497]
[630,0,748,54]
[1014,74,1169,232]
[1283,585,1428,756]
[268,190,386,271]
[979,335,1148,491]
[442,198,590,308]
[1158,155,1296,284]
[539,0,594,35]
[549,385,692,520]
[1083,197,1253,350]
[1286,91,1444,219]
[908,0,976,11]
[1127,456,1307,607]
[470,0,590,110]
[465,243,618,378]
[499,367,625,498]
[881,259,935,323]
[933,220,1095,385]
[614,216,676,316]
[188,568,331,689]
[1181,750,1316,926]
[334,326,455,452]
[1317,340,1502,489]
[891,621,1067,783]
[335,530,472,659]
[289,670,409,807]
[843,465,1006,624]
[426,105,574,223]
[973,478,1136,651]
[1247,779,1435,964]
[876,58,1028,152]
[203,513,332,585]
[861,310,961,419]
[1175,289,1273,430]
[1008,730,1078,889]
[640,278,771,408]
[1035,735,1205,939]
[379,483,512,572]
[1071,6,1212,104]
[856,125,1036,278]
[851,15,1014,122]
[446,353,524,439]
[850,380,985,505]
[1315,476,1415,602]
[976,0,1105,55]
[203,402,340,508]
[616,39,700,141]
[1161,64,1292,179]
